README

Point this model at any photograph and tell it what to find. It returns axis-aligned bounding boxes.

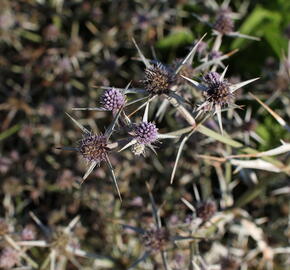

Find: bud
[213,13,234,34]
[134,122,158,145]
[100,88,126,112]
[131,142,146,156]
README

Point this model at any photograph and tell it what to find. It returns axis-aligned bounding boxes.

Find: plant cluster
[0,0,290,269]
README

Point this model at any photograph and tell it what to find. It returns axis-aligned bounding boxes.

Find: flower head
[131,142,146,156]
[143,62,176,95]
[142,227,170,253]
[134,121,158,145]
[213,10,234,35]
[202,71,234,110]
[78,134,109,164]
[100,88,126,112]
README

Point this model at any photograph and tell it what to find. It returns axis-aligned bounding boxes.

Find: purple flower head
[203,72,233,108]
[78,134,109,163]
[100,88,126,111]
[203,71,221,85]
[213,12,234,34]
[135,121,158,145]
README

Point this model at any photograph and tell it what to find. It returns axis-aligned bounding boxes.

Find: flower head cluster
[143,62,176,95]
[213,9,234,35]
[134,121,158,145]
[142,227,170,253]
[100,88,126,112]
[78,134,109,164]
[196,200,217,222]
[202,71,233,109]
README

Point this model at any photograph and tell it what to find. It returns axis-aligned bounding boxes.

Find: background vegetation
[0,0,290,269]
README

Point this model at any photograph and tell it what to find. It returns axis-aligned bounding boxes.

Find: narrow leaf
[106,156,122,201]
[83,161,97,181]
[66,112,90,134]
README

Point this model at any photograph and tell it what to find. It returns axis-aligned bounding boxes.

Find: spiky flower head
[202,71,234,109]
[143,62,176,95]
[213,12,234,35]
[0,248,19,268]
[142,227,170,253]
[134,121,158,145]
[100,88,126,112]
[78,134,109,163]
[196,200,217,222]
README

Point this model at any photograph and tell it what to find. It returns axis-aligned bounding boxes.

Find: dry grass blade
[231,159,282,173]
[249,92,290,132]
[181,197,195,213]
